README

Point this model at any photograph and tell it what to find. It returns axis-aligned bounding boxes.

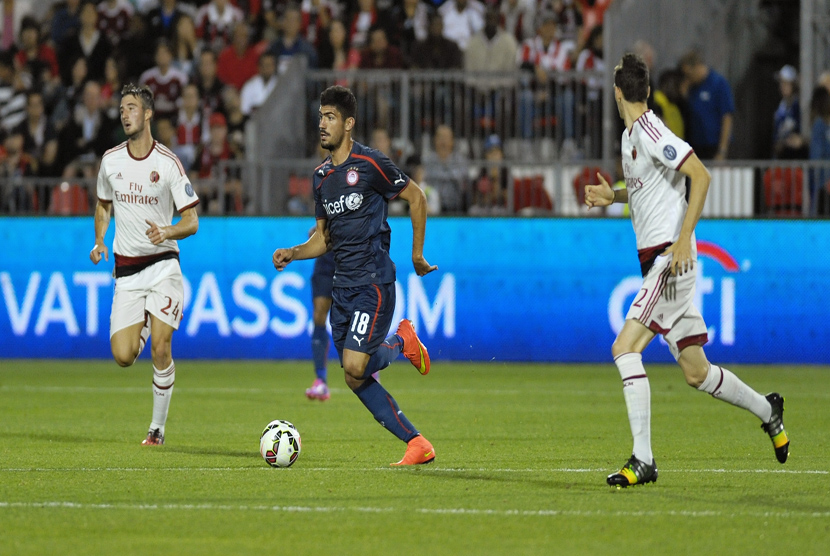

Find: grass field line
[0,466,826,475]
[1,500,829,519]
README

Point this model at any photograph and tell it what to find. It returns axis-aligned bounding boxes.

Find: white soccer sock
[614,353,653,464]
[697,364,772,422]
[150,361,176,434]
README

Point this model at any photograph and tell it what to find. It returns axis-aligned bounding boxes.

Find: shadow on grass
[162,445,256,459]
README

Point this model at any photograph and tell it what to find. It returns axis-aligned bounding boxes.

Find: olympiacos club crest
[346,169,359,186]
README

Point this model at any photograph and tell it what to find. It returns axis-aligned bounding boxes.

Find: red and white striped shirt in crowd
[517,36,576,72]
[97,0,134,46]
[176,110,202,147]
[196,0,244,49]
[575,48,605,100]
[139,67,189,122]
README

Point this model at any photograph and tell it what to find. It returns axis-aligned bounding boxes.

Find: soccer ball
[259,420,301,468]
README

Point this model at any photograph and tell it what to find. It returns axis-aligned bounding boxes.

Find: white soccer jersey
[620,110,694,251]
[97,141,198,261]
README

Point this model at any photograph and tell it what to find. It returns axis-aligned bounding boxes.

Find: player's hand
[273,248,294,271]
[413,255,437,277]
[663,237,694,276]
[584,173,614,209]
[90,242,108,264]
[145,219,167,245]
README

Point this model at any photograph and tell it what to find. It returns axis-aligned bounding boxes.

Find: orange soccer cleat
[391,435,435,466]
[396,319,430,375]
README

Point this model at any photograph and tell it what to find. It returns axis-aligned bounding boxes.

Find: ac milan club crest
[632,147,637,160]
[150,170,160,183]
[346,169,359,186]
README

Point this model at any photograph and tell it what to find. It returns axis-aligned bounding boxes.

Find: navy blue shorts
[311,252,335,299]
[330,282,396,357]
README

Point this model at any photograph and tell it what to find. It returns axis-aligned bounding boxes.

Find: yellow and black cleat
[761,393,789,464]
[607,455,658,487]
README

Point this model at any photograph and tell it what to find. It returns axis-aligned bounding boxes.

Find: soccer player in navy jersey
[273,85,438,466]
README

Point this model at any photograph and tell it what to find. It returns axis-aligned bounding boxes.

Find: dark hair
[679,49,704,69]
[121,83,155,113]
[614,53,650,103]
[320,85,357,121]
[810,85,830,122]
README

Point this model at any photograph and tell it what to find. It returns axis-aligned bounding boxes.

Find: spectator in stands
[422,123,469,213]
[196,0,244,52]
[369,127,396,161]
[14,90,59,177]
[154,117,176,150]
[1,0,31,51]
[175,83,202,170]
[299,0,338,48]
[772,64,807,160]
[680,49,735,160]
[222,85,248,156]
[0,52,27,134]
[59,1,113,86]
[193,49,226,118]
[50,0,82,46]
[819,71,830,95]
[191,111,246,214]
[318,18,359,71]
[146,0,188,42]
[405,153,440,214]
[385,0,429,62]
[438,0,485,52]
[171,14,200,76]
[631,39,662,118]
[409,11,462,70]
[97,0,134,47]
[269,4,319,73]
[465,7,518,73]
[0,130,36,213]
[58,80,117,178]
[51,56,89,132]
[240,51,278,115]
[465,6,518,135]
[809,85,830,216]
[349,0,386,52]
[217,22,261,90]
[501,0,534,43]
[653,68,687,139]
[553,0,583,43]
[469,133,508,215]
[14,18,60,91]
[139,40,189,122]
[517,11,576,143]
[359,25,403,70]
[117,13,155,81]
[100,56,124,119]
[575,23,604,157]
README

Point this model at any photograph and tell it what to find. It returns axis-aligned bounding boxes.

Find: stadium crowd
[1,0,828,215]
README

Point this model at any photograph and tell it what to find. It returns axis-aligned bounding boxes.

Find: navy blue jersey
[313,141,410,288]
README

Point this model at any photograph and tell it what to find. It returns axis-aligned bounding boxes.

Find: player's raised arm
[273,219,329,271]
[397,180,437,276]
[90,200,112,264]
[664,152,711,275]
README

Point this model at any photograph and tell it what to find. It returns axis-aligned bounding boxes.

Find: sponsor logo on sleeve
[185,183,195,197]
[663,145,677,160]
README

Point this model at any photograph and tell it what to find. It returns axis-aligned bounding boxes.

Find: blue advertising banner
[0,217,828,363]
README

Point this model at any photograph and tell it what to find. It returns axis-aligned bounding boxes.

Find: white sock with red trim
[615,353,653,464]
[150,361,175,435]
[697,364,771,422]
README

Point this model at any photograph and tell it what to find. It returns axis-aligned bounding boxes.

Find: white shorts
[625,254,708,359]
[110,259,184,337]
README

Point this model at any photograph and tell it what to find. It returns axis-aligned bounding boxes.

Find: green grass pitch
[1,360,828,555]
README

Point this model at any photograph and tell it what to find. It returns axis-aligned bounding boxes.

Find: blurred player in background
[273,85,437,466]
[305,225,336,401]
[585,54,789,487]
[90,84,199,446]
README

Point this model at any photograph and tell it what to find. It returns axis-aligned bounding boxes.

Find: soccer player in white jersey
[90,84,199,446]
[584,54,789,487]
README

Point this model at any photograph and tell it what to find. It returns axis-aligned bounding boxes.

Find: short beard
[124,121,145,140]
[321,135,341,152]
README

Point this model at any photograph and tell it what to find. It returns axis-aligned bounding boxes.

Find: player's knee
[342,363,363,382]
[611,337,630,358]
[343,372,363,390]
[111,347,136,368]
